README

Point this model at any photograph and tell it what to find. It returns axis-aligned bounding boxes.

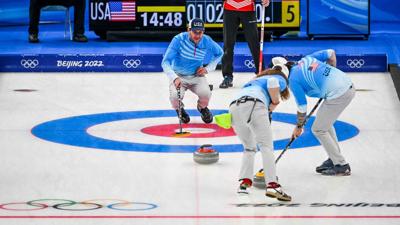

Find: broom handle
[275,98,324,163]
[258,5,266,74]
[177,87,183,133]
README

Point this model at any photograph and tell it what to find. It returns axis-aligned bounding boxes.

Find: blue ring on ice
[31,110,359,153]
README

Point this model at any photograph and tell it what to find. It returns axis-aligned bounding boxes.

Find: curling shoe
[266,182,292,202]
[316,158,334,173]
[237,178,252,195]
[321,164,351,176]
[219,76,233,89]
[198,106,213,124]
[176,108,190,124]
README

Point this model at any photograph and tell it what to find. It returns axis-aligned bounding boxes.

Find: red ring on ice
[141,123,235,138]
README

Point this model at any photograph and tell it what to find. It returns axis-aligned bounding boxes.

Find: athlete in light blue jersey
[276,49,355,176]
[288,49,352,113]
[162,18,223,124]
[229,64,291,201]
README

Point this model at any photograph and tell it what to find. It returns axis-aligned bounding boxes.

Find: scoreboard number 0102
[186,2,224,24]
[186,1,299,27]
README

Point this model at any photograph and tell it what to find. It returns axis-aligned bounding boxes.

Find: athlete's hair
[256,69,290,101]
[285,61,297,72]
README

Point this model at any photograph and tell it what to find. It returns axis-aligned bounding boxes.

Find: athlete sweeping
[229,64,291,201]
[281,49,355,176]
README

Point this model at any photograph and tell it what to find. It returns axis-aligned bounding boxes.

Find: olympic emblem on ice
[244,59,255,68]
[123,59,141,68]
[31,109,359,153]
[20,59,39,68]
[0,199,157,211]
[346,59,365,68]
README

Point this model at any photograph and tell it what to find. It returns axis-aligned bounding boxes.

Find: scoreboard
[89,0,300,39]
[186,0,300,28]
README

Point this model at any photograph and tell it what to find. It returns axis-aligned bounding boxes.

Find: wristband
[271,101,280,105]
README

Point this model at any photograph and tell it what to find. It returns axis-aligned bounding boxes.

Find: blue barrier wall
[0,53,387,73]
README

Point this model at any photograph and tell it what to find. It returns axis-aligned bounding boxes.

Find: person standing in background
[219,0,270,88]
[28,0,88,43]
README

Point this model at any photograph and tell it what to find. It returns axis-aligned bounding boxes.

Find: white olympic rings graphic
[244,59,255,68]
[346,59,365,69]
[20,59,39,69]
[123,59,141,68]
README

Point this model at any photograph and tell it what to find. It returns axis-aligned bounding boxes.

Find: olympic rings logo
[0,199,157,211]
[346,59,365,68]
[123,59,141,68]
[244,59,255,68]
[20,59,39,69]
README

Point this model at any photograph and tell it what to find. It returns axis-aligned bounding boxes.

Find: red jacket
[224,0,255,11]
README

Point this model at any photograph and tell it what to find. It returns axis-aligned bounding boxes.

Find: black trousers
[29,0,86,35]
[222,9,264,79]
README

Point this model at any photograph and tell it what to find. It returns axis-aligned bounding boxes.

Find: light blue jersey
[235,75,287,105]
[289,49,352,113]
[161,32,223,82]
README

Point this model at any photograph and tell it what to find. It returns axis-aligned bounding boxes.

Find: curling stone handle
[200,144,213,149]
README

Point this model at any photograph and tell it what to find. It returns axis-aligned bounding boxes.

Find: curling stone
[193,144,219,164]
[253,169,266,189]
[253,169,279,189]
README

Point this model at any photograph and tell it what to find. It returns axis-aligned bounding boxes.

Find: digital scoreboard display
[89,0,186,32]
[89,0,300,38]
[186,0,300,29]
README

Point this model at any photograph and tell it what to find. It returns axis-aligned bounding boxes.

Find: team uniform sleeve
[289,81,308,113]
[307,49,334,63]
[267,77,279,88]
[205,37,223,73]
[161,36,180,83]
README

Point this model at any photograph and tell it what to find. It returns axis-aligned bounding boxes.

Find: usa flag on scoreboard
[110,1,136,22]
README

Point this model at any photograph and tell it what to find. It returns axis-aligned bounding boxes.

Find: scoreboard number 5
[286,5,295,22]
[282,1,299,26]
